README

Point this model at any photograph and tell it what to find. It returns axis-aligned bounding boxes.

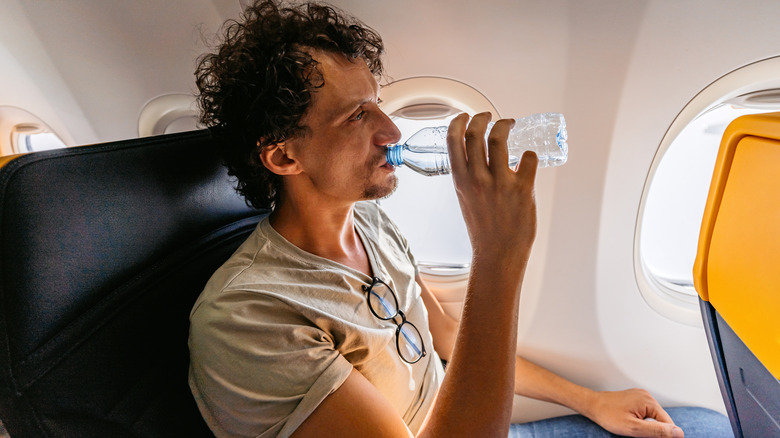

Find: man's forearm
[420,257,525,438]
[417,113,538,438]
[513,356,597,418]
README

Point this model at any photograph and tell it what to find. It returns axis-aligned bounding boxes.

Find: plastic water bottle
[386,112,568,176]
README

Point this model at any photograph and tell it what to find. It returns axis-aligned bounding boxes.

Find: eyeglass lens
[367,282,397,320]
[397,322,424,363]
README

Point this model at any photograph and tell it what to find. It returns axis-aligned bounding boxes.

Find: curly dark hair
[195,0,385,209]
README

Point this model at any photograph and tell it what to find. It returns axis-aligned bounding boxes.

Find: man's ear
[259,141,301,175]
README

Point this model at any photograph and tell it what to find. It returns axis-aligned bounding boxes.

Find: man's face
[283,51,402,205]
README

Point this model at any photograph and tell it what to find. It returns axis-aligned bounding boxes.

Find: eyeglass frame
[361,276,427,364]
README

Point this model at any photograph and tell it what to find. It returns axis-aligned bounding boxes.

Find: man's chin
[363,175,398,200]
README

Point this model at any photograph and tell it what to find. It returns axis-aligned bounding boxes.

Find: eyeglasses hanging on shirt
[362,277,427,364]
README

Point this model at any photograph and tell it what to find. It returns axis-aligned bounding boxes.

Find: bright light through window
[11,124,67,153]
[19,132,68,152]
[640,101,777,295]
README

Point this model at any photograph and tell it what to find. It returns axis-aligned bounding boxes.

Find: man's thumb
[653,423,684,438]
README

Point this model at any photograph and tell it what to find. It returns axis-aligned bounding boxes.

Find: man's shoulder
[189,218,282,313]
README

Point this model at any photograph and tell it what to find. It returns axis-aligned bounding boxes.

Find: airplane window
[640,100,773,295]
[377,77,499,275]
[635,56,780,325]
[11,124,68,153]
[0,106,70,155]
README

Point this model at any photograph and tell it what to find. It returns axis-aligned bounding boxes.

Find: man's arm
[424,113,537,437]
[291,368,413,438]
[512,357,684,437]
[417,274,458,361]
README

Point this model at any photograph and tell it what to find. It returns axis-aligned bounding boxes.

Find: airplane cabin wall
[0,0,241,147]
[0,0,90,150]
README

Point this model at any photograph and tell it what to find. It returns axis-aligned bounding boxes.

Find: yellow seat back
[694,111,780,379]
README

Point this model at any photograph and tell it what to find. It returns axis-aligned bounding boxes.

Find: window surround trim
[634,55,780,327]
[0,106,68,156]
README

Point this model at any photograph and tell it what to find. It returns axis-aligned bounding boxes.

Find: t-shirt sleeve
[189,290,354,438]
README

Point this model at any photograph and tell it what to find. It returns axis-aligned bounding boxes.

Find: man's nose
[377,110,402,146]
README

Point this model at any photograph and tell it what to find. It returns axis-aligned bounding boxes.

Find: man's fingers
[646,404,675,425]
[516,150,539,182]
[447,112,540,190]
[446,113,470,175]
[463,112,491,171]
[625,393,683,438]
[615,418,680,438]
[485,118,512,173]
[645,420,684,438]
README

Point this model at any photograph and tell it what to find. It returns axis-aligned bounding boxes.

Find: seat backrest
[0,130,266,437]
[694,112,780,438]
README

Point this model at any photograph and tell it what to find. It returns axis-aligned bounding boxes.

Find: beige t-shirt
[189,201,444,438]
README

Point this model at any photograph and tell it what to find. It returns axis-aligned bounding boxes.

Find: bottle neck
[386,144,404,167]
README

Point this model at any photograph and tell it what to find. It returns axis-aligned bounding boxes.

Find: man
[188,1,720,437]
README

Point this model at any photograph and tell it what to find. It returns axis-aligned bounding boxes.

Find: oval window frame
[0,106,69,156]
[138,93,199,137]
[634,55,780,326]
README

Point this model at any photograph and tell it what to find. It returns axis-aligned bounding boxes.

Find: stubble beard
[362,173,398,201]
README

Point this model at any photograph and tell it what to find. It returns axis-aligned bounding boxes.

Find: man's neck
[269,198,372,276]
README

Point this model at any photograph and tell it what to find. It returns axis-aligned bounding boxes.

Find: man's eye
[354,110,365,121]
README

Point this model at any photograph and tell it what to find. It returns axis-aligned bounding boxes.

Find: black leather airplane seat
[0,130,265,437]
[694,112,780,437]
